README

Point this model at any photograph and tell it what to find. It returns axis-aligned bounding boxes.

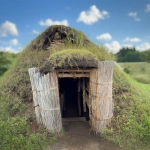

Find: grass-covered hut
[0,25,150,150]
[28,25,115,133]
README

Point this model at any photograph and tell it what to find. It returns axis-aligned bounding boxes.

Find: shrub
[123,67,131,74]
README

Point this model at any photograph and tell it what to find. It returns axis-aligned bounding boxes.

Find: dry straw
[28,68,62,133]
[90,61,114,133]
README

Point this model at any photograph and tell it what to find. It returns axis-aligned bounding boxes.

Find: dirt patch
[30,122,39,132]
[49,121,122,150]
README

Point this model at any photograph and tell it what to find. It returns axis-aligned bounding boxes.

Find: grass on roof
[48,49,98,68]
[50,48,98,60]
[50,49,97,57]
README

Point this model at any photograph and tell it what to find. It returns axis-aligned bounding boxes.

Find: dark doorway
[59,78,89,120]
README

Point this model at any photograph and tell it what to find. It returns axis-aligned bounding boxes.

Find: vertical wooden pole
[90,61,114,133]
[30,70,62,133]
[60,93,64,115]
[78,79,81,116]
[28,68,42,124]
[83,78,86,112]
[90,69,97,129]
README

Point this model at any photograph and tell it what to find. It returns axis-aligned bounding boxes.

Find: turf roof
[40,49,99,73]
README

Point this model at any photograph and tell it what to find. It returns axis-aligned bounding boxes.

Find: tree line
[0,52,18,76]
[116,47,150,62]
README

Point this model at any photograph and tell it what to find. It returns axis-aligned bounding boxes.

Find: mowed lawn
[119,62,150,84]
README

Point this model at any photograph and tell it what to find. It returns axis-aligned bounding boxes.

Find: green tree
[0,52,10,75]
[141,50,150,63]
[116,47,142,62]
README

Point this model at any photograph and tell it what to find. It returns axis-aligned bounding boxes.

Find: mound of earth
[1,25,146,149]
[29,25,89,51]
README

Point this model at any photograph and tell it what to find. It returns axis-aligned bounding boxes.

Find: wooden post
[78,79,81,116]
[60,93,64,115]
[90,69,97,130]
[28,68,62,133]
[83,78,86,112]
[28,68,42,124]
[90,61,114,133]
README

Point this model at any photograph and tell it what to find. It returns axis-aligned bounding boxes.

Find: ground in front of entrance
[49,119,122,150]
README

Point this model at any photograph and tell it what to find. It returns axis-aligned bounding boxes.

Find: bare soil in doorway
[49,120,122,150]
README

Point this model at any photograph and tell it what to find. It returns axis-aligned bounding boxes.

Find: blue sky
[0,0,150,53]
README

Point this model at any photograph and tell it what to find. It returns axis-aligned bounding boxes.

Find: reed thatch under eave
[40,49,98,74]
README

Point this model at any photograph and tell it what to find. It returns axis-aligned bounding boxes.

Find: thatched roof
[30,25,89,51]
[40,49,98,74]
[26,25,112,74]
[28,25,101,73]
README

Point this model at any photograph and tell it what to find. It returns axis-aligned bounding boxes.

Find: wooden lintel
[58,74,89,78]
[57,69,91,73]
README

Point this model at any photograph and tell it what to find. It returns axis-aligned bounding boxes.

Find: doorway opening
[59,78,90,120]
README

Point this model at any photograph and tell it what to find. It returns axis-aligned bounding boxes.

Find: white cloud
[0,46,19,53]
[10,39,18,45]
[128,12,137,17]
[96,33,112,41]
[136,42,150,51]
[145,4,150,13]
[0,21,19,37]
[124,37,141,43]
[104,40,150,53]
[0,39,18,46]
[134,18,141,22]
[39,19,69,26]
[32,30,40,34]
[104,41,121,53]
[128,12,141,22]
[77,5,108,25]
[122,44,133,48]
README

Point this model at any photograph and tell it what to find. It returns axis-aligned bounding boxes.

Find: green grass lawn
[119,62,150,84]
